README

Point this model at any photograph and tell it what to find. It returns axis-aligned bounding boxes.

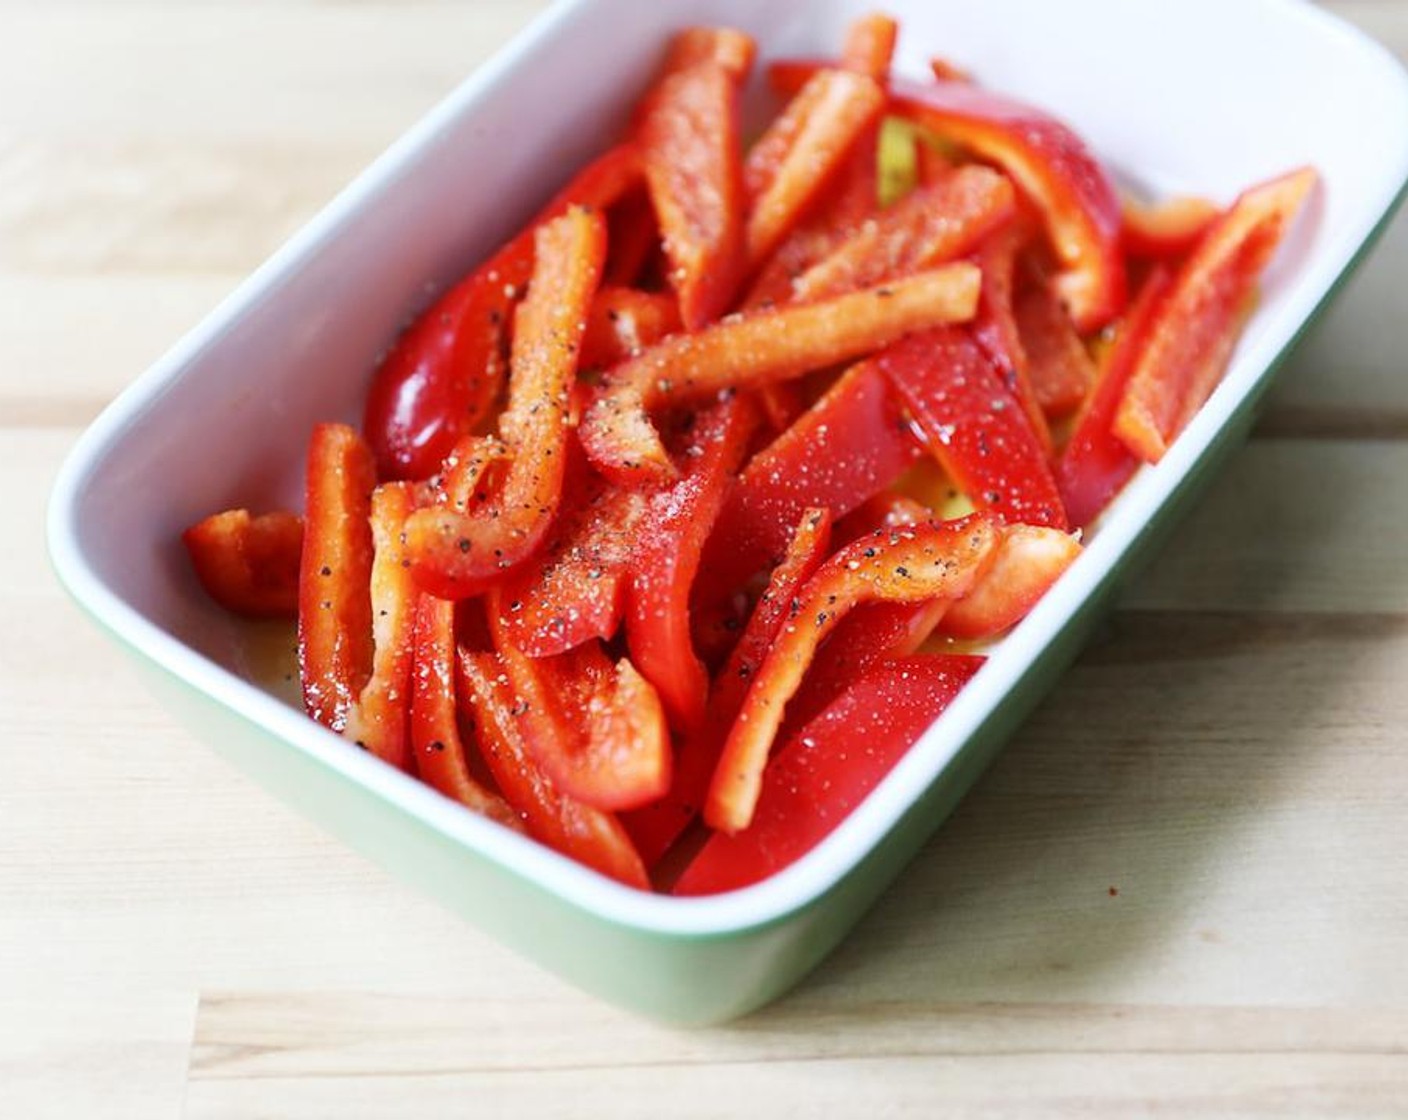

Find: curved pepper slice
[1055,266,1172,527]
[1122,194,1220,260]
[625,396,757,731]
[678,654,984,895]
[405,206,607,598]
[1113,167,1316,463]
[579,263,980,486]
[937,523,1081,639]
[491,609,671,813]
[343,482,420,770]
[579,287,681,370]
[183,508,302,618]
[694,358,922,624]
[624,507,833,867]
[298,423,377,732]
[363,144,640,480]
[1015,278,1097,417]
[458,650,649,888]
[637,45,750,329]
[705,514,999,833]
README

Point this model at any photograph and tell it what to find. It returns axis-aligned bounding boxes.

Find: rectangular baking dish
[48,0,1408,1024]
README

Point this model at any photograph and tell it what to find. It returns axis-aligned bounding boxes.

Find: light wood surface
[4,3,1407,1116]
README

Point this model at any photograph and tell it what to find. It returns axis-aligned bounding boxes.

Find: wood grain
[3,3,1407,1118]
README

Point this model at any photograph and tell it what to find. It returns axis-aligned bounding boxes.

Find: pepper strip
[624,507,833,867]
[343,483,420,770]
[406,206,607,598]
[580,286,681,370]
[298,423,377,732]
[1122,194,1220,260]
[677,654,984,895]
[937,524,1081,639]
[458,650,649,888]
[841,12,898,80]
[1113,167,1316,463]
[579,262,981,486]
[879,327,1068,529]
[1015,278,1097,417]
[705,514,999,833]
[183,508,302,618]
[363,143,639,480]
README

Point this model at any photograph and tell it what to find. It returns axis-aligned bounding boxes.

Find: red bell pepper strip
[406,206,607,598]
[1113,167,1316,463]
[879,327,1068,529]
[1122,193,1220,260]
[693,358,923,626]
[1055,266,1173,528]
[362,143,639,481]
[743,67,886,270]
[625,395,757,731]
[408,595,522,828]
[579,286,681,370]
[490,607,671,812]
[578,262,981,487]
[969,222,1053,453]
[841,13,898,80]
[790,165,1016,301]
[1015,278,1097,416]
[342,482,420,770]
[298,423,377,732]
[637,48,749,329]
[705,514,999,833]
[658,26,757,80]
[677,654,984,895]
[624,507,833,867]
[937,524,1081,639]
[183,508,302,618]
[458,650,649,888]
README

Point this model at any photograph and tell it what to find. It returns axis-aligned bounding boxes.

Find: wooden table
[4,3,1406,1115]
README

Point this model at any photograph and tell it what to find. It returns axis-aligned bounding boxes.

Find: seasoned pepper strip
[405,206,607,598]
[363,143,640,480]
[937,524,1082,638]
[458,650,649,888]
[298,423,377,732]
[579,262,981,487]
[343,482,420,770]
[705,514,1000,833]
[183,508,302,618]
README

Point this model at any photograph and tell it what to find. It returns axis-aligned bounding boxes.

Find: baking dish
[48,0,1408,1023]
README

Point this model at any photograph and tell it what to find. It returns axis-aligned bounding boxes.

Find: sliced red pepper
[623,507,833,867]
[406,206,607,598]
[458,650,649,888]
[490,609,671,813]
[342,482,420,770]
[1122,193,1220,260]
[937,524,1081,638]
[705,514,999,833]
[658,26,757,80]
[183,508,302,618]
[841,12,898,80]
[677,654,984,895]
[298,423,377,732]
[879,327,1068,529]
[1015,278,1097,417]
[408,595,522,828]
[969,222,1053,452]
[363,143,639,481]
[790,165,1016,301]
[743,67,886,269]
[579,263,981,486]
[1055,266,1173,528]
[637,52,749,329]
[693,358,923,626]
[625,396,757,731]
[1113,167,1316,463]
[579,286,681,370]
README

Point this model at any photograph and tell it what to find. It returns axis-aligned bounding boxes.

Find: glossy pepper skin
[405,206,607,599]
[183,508,302,618]
[705,514,999,833]
[1113,167,1316,463]
[297,423,377,732]
[676,654,984,895]
[363,144,640,481]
